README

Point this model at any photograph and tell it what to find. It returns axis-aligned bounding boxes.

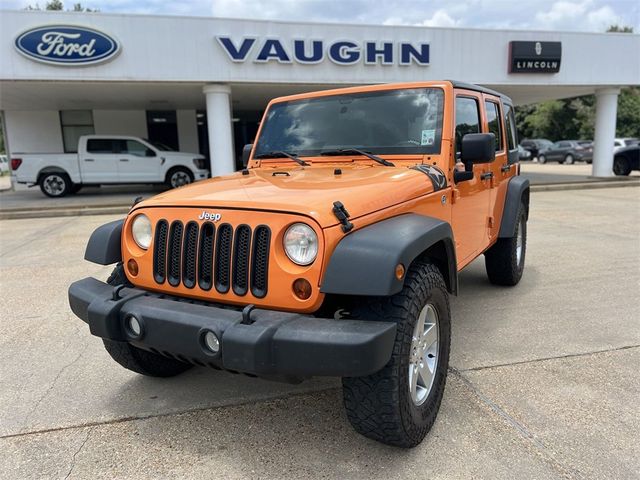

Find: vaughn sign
[14,25,120,65]
[216,37,430,66]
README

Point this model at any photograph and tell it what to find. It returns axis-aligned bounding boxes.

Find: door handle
[480,172,494,180]
[84,158,94,162]
[501,164,511,173]
[119,158,129,162]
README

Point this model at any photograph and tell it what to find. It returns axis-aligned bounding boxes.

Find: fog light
[127,258,139,276]
[293,278,312,300]
[126,315,142,338]
[203,330,220,354]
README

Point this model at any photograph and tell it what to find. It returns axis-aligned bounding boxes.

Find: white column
[203,84,235,176]
[591,87,620,178]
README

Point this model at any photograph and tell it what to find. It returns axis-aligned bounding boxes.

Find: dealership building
[1,9,639,177]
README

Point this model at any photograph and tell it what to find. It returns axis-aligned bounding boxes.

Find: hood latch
[332,201,354,233]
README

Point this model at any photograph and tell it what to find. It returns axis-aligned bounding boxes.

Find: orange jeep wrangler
[69,81,529,448]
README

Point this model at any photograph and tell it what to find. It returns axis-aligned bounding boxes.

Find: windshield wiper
[320,148,394,167]
[254,150,308,166]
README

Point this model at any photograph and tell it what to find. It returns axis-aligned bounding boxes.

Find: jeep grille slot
[167,221,183,287]
[182,222,199,289]
[214,223,233,293]
[198,222,215,291]
[152,219,270,298]
[153,220,169,283]
[251,226,271,298]
[232,225,252,296]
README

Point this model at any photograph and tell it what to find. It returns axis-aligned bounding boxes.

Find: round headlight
[131,214,152,250]
[283,223,318,266]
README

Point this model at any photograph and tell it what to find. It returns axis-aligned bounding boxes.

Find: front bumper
[68,277,396,378]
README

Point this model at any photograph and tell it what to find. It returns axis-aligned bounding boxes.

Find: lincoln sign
[509,41,562,73]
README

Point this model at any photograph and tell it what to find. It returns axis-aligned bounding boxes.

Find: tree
[607,25,634,33]
[25,1,98,11]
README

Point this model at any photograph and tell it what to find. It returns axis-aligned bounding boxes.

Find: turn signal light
[10,158,22,170]
[127,259,139,276]
[293,278,312,300]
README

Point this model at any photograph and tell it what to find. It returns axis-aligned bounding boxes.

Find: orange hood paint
[133,162,438,228]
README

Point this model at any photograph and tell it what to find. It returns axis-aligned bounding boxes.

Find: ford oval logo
[14,25,120,66]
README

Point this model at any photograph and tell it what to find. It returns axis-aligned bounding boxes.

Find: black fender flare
[320,214,457,297]
[84,219,123,265]
[498,176,530,238]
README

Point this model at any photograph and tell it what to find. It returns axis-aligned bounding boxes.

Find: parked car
[517,144,532,160]
[614,137,639,152]
[0,155,8,174]
[520,138,553,159]
[11,135,209,197]
[613,144,640,176]
[69,81,530,449]
[538,140,593,164]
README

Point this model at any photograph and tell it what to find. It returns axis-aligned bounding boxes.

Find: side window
[485,101,503,152]
[504,104,517,151]
[455,96,481,154]
[86,139,114,154]
[123,140,152,157]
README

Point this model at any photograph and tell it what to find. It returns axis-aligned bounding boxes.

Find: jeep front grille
[153,220,271,297]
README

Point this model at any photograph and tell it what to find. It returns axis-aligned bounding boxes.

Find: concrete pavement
[0,187,639,479]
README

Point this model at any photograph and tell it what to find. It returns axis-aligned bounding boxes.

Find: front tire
[40,172,72,198]
[342,261,451,448]
[485,202,527,286]
[564,154,574,165]
[101,264,192,377]
[538,154,546,164]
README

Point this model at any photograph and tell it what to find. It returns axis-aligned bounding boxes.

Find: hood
[135,163,436,228]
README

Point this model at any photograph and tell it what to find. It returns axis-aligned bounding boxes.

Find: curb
[530,180,639,192]
[0,180,638,220]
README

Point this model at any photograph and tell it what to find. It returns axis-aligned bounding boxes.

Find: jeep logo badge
[198,211,221,222]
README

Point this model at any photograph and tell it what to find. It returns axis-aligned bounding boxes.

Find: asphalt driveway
[0,187,638,479]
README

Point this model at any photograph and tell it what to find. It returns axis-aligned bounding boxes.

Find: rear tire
[613,156,631,176]
[39,172,72,198]
[485,202,527,286]
[101,264,192,377]
[165,167,194,188]
[342,261,451,448]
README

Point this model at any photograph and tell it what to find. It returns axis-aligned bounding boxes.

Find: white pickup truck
[12,135,210,197]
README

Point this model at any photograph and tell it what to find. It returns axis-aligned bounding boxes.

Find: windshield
[145,139,175,151]
[254,88,445,158]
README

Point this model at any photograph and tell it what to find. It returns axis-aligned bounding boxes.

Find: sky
[1,0,639,33]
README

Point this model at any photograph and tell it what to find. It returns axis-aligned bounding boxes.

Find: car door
[81,138,119,184]
[115,139,163,183]
[485,97,514,243]
[451,92,492,266]
[546,142,562,161]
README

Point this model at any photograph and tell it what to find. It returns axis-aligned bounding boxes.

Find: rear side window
[485,101,503,152]
[86,139,115,154]
[455,96,481,154]
[504,104,517,150]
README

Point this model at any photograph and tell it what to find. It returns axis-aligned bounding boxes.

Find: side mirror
[242,144,253,167]
[461,133,495,165]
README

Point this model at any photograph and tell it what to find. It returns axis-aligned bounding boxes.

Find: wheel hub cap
[409,304,439,406]
[44,175,64,195]
[171,172,190,187]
